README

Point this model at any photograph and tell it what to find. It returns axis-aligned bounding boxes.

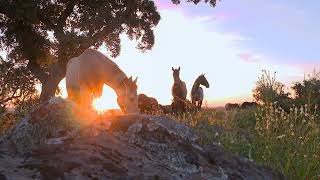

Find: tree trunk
[39,63,66,102]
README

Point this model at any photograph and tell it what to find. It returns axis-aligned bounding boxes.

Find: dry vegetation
[169,103,320,179]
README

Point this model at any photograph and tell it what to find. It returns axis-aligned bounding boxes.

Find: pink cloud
[238,53,260,63]
[212,12,237,21]
[154,0,177,10]
[290,61,320,73]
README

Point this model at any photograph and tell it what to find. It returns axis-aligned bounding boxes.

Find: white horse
[65,48,139,113]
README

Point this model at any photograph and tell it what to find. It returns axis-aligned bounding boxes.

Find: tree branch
[0,88,22,104]
[0,0,13,18]
[79,22,123,50]
[27,61,48,83]
[38,13,55,30]
[56,0,77,29]
[79,0,137,50]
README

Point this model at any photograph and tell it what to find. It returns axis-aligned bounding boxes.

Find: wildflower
[276,134,286,139]
[302,119,306,123]
[300,107,304,113]
[305,104,308,108]
[291,132,295,136]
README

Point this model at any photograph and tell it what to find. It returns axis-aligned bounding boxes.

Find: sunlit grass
[170,105,320,179]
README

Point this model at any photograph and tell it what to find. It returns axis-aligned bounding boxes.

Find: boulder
[0,97,284,180]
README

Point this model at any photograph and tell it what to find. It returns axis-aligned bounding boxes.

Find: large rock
[0,97,284,180]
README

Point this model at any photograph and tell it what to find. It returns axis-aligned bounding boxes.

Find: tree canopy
[292,71,320,107]
[0,57,38,108]
[0,0,218,102]
[253,70,290,106]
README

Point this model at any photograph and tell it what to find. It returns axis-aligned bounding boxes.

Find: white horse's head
[117,76,139,114]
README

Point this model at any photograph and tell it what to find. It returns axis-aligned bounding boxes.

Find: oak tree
[0,0,218,102]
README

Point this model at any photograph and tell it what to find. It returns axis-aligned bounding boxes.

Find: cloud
[212,12,237,21]
[214,0,320,64]
[289,62,320,75]
[237,53,261,63]
[154,0,177,10]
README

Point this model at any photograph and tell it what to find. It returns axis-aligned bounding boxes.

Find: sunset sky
[2,0,320,109]
[88,0,320,109]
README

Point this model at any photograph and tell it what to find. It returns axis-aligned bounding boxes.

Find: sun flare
[91,85,120,113]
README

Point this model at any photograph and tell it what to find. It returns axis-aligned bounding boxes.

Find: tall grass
[170,105,320,179]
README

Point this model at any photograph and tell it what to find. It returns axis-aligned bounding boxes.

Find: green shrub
[226,108,256,130]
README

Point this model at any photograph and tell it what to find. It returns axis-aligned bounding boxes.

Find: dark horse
[171,67,187,113]
[191,74,209,109]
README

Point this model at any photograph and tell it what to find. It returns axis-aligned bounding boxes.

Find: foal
[171,67,187,113]
[191,74,209,109]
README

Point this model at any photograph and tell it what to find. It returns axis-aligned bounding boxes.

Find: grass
[170,105,320,180]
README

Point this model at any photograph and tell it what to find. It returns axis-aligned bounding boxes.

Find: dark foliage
[292,71,320,107]
[0,57,38,108]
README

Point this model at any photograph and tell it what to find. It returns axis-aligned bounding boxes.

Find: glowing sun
[91,85,120,113]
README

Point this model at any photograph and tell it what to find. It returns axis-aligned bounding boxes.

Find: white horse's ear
[133,77,138,84]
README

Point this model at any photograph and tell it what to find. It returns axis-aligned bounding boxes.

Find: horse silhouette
[191,74,209,109]
[171,67,187,113]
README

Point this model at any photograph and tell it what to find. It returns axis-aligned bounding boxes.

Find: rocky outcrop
[0,97,284,180]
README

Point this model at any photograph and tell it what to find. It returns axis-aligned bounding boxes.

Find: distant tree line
[253,70,320,112]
